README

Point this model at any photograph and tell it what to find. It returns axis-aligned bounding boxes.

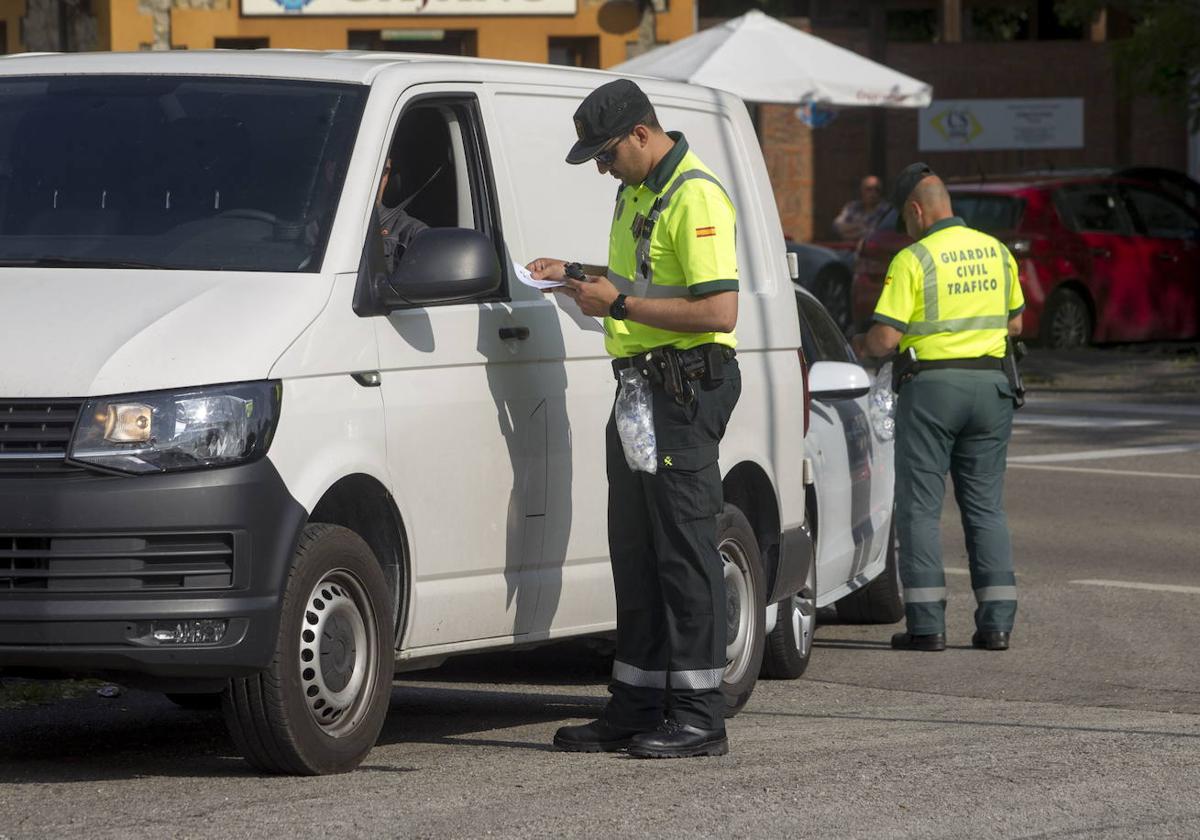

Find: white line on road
[1009,463,1200,480]
[1072,579,1200,595]
[1013,415,1163,428]
[944,568,971,576]
[1009,443,1200,464]
[1023,398,1200,419]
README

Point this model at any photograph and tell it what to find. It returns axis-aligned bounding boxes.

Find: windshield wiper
[0,257,172,270]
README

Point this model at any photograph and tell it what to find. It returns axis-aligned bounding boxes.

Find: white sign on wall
[918,98,1084,152]
[242,0,576,16]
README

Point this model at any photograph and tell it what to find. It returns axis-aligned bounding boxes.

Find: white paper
[514,260,564,290]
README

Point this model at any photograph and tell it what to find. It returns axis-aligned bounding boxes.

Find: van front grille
[0,399,86,476]
[0,533,236,592]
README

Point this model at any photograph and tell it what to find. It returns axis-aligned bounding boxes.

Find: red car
[851,175,1200,347]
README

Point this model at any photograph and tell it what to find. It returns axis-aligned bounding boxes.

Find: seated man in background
[833,174,890,242]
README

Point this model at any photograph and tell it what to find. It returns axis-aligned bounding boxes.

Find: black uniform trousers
[603,359,740,732]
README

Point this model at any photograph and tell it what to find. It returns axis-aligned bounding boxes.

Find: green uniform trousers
[895,368,1017,635]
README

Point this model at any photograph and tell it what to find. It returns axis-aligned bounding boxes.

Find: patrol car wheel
[719,504,766,717]
[221,524,392,775]
[1043,288,1092,349]
[761,546,816,680]
[835,520,904,624]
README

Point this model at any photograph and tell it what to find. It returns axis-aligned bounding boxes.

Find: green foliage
[1061,0,1200,129]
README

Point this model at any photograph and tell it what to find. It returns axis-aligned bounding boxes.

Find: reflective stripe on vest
[632,169,732,295]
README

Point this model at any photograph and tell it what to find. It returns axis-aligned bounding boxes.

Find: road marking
[1014,415,1162,429]
[1009,443,1200,464]
[1009,463,1200,480]
[1023,398,1200,419]
[944,568,971,575]
[1072,579,1200,595]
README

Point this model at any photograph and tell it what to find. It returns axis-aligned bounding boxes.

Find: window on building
[349,29,478,56]
[548,36,600,69]
[886,9,938,42]
[965,1,1086,41]
[215,37,269,49]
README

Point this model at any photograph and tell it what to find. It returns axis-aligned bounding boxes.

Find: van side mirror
[354,221,502,315]
[808,361,871,401]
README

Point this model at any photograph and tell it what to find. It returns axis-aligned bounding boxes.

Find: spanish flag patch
[695,226,717,238]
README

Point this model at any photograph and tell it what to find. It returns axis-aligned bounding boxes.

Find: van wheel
[221,524,392,775]
[836,521,904,624]
[1043,288,1092,349]
[719,504,766,718]
[761,550,816,680]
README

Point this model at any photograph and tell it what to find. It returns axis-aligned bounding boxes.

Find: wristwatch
[609,293,628,320]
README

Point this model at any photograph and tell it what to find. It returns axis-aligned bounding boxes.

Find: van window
[0,75,366,272]
[796,293,855,364]
[376,95,506,300]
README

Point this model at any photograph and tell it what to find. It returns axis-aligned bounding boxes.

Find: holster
[891,347,919,392]
[1003,337,1027,409]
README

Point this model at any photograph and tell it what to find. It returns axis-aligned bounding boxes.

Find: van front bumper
[0,458,307,681]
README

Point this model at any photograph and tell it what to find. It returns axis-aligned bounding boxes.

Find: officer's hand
[559,272,618,318]
[526,257,567,282]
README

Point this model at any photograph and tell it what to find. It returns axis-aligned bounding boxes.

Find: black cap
[891,162,935,231]
[566,79,653,165]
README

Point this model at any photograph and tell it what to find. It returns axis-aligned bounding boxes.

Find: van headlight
[70,381,281,474]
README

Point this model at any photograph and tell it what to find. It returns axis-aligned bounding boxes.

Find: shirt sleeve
[667,180,739,297]
[872,249,920,332]
[1005,246,1026,317]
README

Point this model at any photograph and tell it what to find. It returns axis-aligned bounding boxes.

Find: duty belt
[612,343,736,405]
[892,352,1003,392]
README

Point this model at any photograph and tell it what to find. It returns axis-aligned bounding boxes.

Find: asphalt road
[1,346,1198,840]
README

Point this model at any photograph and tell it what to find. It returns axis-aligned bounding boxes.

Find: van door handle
[499,326,530,341]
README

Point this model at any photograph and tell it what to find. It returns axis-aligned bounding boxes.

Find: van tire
[836,522,903,624]
[719,504,766,718]
[761,550,816,680]
[221,524,392,775]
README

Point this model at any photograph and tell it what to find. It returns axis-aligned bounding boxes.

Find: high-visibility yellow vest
[604,132,738,358]
[874,217,1025,360]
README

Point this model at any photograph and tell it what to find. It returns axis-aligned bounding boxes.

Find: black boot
[891,631,947,651]
[553,719,645,753]
[627,720,729,759]
[972,630,1010,651]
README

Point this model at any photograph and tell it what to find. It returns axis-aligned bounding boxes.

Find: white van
[0,51,816,774]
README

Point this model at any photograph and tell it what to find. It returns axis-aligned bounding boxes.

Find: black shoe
[627,720,729,759]
[972,630,1010,651]
[553,719,644,753]
[891,631,947,651]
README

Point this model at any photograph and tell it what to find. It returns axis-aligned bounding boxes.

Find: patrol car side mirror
[809,361,871,401]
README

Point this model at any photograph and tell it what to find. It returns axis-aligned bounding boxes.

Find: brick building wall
[801,33,1189,242]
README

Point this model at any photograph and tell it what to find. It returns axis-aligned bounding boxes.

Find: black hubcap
[320,612,357,693]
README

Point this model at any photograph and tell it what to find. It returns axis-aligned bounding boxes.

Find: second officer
[853,163,1024,653]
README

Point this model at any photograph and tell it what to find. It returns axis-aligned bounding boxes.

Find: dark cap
[891,162,935,231]
[566,79,653,165]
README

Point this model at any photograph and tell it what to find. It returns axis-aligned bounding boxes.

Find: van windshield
[0,75,366,272]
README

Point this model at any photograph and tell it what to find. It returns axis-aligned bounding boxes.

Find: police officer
[527,79,740,758]
[852,163,1024,653]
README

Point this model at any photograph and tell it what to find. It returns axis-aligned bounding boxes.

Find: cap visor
[566,138,607,165]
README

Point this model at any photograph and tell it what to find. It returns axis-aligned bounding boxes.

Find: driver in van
[377,157,428,271]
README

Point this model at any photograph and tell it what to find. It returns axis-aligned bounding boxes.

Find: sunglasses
[595,136,624,167]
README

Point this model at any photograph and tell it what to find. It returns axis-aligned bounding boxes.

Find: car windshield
[950,194,1024,233]
[0,75,367,272]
